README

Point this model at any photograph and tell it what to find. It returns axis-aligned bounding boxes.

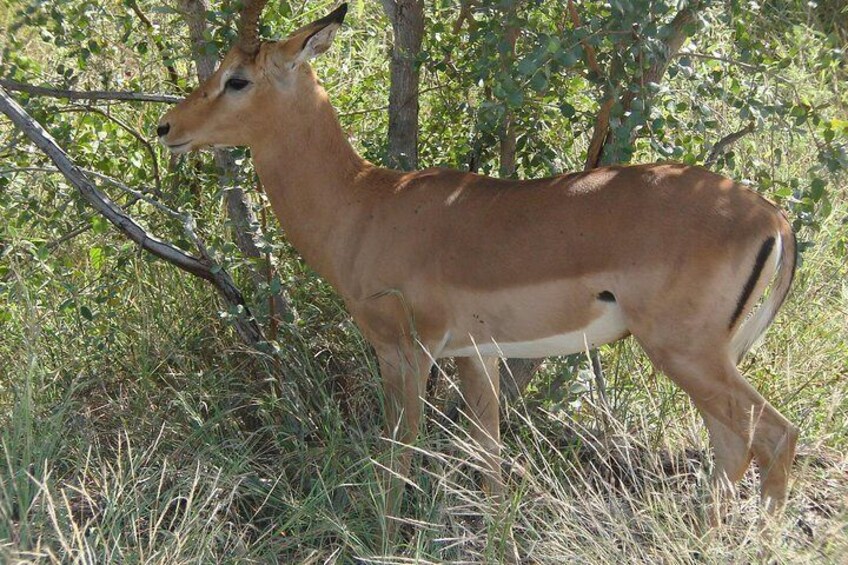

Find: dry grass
[0,200,846,562]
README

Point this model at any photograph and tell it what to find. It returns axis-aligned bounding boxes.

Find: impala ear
[291,3,347,66]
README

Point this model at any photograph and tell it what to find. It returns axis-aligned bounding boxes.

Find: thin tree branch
[0,85,265,346]
[674,51,795,86]
[57,105,162,195]
[585,96,615,170]
[636,4,701,88]
[567,0,602,77]
[127,0,182,89]
[705,121,756,167]
[0,79,180,103]
[45,222,91,251]
[675,51,761,72]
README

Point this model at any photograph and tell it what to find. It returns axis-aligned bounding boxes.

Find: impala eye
[225,78,250,91]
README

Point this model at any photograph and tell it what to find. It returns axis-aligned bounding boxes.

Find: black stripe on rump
[729,236,776,329]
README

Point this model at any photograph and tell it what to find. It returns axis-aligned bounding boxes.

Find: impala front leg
[375,343,432,530]
[456,355,503,499]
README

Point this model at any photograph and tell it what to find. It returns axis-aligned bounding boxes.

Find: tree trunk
[179,0,294,327]
[498,15,519,179]
[381,0,425,170]
[493,3,544,399]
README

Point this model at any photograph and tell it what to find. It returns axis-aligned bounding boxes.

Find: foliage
[0,0,846,561]
[420,0,846,228]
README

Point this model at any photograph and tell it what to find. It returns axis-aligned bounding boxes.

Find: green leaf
[79,305,93,321]
[774,185,792,198]
[529,72,548,92]
[809,178,826,201]
[89,246,105,269]
[559,102,576,120]
[506,88,524,108]
[269,276,282,294]
[90,215,109,235]
[517,54,538,76]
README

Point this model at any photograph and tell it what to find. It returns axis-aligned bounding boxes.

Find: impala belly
[438,282,629,358]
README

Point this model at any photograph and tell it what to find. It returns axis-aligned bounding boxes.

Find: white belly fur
[443,304,628,358]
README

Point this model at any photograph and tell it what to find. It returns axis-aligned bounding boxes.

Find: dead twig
[0,79,180,104]
[705,122,756,167]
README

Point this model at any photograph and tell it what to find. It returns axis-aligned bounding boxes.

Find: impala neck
[250,72,369,288]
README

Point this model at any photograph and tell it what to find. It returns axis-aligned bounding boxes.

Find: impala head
[158,1,347,153]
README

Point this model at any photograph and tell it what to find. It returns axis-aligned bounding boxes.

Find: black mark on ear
[301,3,348,50]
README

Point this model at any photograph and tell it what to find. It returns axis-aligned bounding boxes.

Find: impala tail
[730,219,797,364]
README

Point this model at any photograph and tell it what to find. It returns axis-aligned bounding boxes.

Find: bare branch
[0,79,180,104]
[705,122,756,167]
[0,85,265,346]
[585,96,615,170]
[675,51,796,86]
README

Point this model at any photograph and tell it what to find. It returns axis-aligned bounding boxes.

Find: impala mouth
[165,140,193,153]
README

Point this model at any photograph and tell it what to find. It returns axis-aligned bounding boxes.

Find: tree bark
[381,0,425,170]
[179,0,294,326]
[498,17,519,179]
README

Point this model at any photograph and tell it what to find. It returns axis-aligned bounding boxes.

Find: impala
[159,1,799,522]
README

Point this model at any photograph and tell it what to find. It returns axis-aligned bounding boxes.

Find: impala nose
[156,123,170,137]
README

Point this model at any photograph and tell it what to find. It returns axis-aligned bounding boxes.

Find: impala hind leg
[456,355,503,498]
[640,345,797,515]
[376,344,432,528]
[701,412,753,523]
